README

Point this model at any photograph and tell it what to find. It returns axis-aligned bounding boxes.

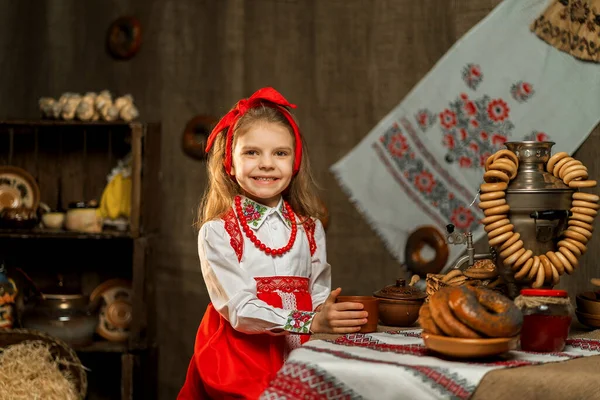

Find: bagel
[492,149,519,168]
[429,287,483,338]
[478,198,507,210]
[571,200,600,210]
[480,191,505,201]
[546,151,569,173]
[569,180,597,188]
[418,303,443,335]
[447,286,522,338]
[404,226,449,275]
[572,192,599,202]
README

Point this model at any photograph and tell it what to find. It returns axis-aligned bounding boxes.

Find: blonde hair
[196,104,324,228]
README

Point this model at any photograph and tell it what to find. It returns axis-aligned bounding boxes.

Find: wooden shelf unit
[0,120,161,400]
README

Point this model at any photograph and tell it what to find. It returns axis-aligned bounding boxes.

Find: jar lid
[520,289,568,298]
[373,278,426,300]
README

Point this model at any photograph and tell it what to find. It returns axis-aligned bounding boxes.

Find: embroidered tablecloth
[330,0,600,267]
[260,329,600,400]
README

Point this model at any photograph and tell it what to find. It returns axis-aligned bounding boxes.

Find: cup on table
[336,295,380,333]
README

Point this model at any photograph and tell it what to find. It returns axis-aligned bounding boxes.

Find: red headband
[204,87,303,175]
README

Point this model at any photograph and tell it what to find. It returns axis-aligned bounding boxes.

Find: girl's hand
[310,288,369,334]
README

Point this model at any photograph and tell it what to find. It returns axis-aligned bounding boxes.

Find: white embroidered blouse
[198,196,331,335]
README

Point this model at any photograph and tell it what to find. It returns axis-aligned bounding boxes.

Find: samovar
[444,141,574,293]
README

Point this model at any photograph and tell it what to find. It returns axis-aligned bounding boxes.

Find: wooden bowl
[576,292,600,315]
[575,310,600,329]
[422,332,518,359]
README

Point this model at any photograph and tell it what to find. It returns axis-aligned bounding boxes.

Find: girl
[178,87,368,399]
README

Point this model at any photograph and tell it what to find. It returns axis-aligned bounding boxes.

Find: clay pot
[373,278,426,327]
[336,295,379,333]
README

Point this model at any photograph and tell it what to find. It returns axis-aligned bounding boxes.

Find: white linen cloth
[199,196,330,334]
[331,0,600,267]
[261,329,600,399]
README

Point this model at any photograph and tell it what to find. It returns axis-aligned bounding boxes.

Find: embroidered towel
[330,0,600,267]
[261,329,600,400]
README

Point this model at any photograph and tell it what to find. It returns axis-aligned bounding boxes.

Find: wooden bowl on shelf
[422,332,518,359]
[575,310,600,329]
[576,292,600,316]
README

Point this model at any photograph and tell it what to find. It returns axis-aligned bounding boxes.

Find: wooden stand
[0,120,161,400]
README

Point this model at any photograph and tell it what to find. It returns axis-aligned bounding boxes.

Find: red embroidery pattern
[375,123,479,232]
[303,218,317,256]
[222,208,243,262]
[462,63,483,90]
[511,81,535,103]
[333,334,428,357]
[262,361,360,400]
[255,276,309,294]
[566,338,600,352]
[302,346,474,399]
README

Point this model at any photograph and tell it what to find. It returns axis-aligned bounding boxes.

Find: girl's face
[231,121,294,207]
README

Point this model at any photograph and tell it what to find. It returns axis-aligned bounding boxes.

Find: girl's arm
[308,219,331,311]
[199,221,314,335]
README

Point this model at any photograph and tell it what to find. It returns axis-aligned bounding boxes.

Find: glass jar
[518,289,572,352]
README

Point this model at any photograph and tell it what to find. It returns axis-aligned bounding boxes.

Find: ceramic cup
[336,295,380,333]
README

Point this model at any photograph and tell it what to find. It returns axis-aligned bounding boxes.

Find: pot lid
[373,278,426,300]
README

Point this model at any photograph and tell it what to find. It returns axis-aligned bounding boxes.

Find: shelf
[0,228,133,240]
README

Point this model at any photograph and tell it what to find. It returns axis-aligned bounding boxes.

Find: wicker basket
[0,329,87,399]
[426,272,504,301]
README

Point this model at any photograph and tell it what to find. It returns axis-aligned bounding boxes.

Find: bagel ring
[564,169,588,184]
[573,192,599,202]
[480,191,505,201]
[447,286,523,337]
[405,226,449,275]
[546,152,569,173]
[429,288,482,338]
[483,170,510,183]
[569,180,597,188]
[480,182,508,193]
[418,303,443,335]
[492,150,519,168]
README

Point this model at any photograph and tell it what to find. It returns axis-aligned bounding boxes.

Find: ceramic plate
[422,332,518,358]
[0,166,40,211]
[575,310,600,329]
[90,278,133,342]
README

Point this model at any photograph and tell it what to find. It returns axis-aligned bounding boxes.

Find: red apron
[178,276,312,400]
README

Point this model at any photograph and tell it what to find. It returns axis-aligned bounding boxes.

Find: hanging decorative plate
[90,278,133,342]
[0,166,40,211]
[106,16,142,60]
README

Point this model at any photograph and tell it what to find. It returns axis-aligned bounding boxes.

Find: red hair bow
[205,87,303,175]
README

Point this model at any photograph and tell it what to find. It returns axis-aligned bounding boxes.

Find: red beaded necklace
[234,196,297,256]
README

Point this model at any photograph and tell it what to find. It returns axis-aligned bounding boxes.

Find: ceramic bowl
[336,295,379,333]
[377,298,424,327]
[575,309,600,329]
[42,212,65,229]
[575,292,600,315]
[422,332,518,359]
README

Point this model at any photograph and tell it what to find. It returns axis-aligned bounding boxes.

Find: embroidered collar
[236,196,293,230]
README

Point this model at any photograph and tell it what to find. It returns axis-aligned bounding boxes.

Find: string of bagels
[479,150,598,288]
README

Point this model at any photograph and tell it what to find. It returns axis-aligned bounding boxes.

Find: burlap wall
[2,1,599,398]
